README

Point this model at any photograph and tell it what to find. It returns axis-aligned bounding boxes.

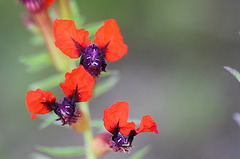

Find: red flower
[54,19,128,77]
[60,65,94,102]
[103,101,158,152]
[26,88,56,119]
[25,65,95,125]
[93,20,128,62]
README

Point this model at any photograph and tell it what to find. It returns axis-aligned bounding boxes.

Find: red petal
[93,19,128,62]
[60,65,95,102]
[45,0,56,8]
[136,115,158,134]
[26,88,56,119]
[103,101,136,136]
[54,19,91,59]
[120,122,136,136]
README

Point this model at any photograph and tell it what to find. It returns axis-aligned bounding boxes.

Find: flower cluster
[26,66,95,125]
[22,1,158,156]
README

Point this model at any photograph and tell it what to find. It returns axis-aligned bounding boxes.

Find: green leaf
[36,145,85,157]
[224,66,240,82]
[91,119,104,128]
[38,114,70,129]
[38,113,59,130]
[48,5,59,19]
[19,52,52,72]
[128,146,150,159]
[38,113,72,129]
[29,73,65,90]
[30,153,52,159]
[70,0,85,28]
[84,21,104,39]
[100,70,119,77]
[30,34,44,46]
[93,73,120,97]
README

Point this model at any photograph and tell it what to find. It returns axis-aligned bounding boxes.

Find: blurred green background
[1,0,240,158]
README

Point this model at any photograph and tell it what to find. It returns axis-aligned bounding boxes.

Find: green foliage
[100,70,119,77]
[36,145,85,157]
[128,146,150,159]
[224,66,240,83]
[93,71,120,97]
[84,21,104,39]
[29,73,65,90]
[30,34,44,46]
[19,52,52,72]
[91,119,104,128]
[71,0,85,28]
[38,113,60,130]
[30,153,52,159]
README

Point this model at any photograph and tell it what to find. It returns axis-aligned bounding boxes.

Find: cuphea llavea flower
[26,66,95,125]
[20,0,56,13]
[103,101,158,152]
[54,19,128,77]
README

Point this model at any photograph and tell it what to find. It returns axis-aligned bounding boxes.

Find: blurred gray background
[1,0,240,158]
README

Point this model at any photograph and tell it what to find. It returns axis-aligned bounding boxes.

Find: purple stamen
[113,132,129,147]
[54,97,80,126]
[80,44,107,77]
[109,131,134,153]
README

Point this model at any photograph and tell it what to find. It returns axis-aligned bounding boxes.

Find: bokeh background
[2,0,240,158]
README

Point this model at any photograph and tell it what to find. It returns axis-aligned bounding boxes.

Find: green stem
[58,0,73,20]
[33,10,71,72]
[80,102,97,159]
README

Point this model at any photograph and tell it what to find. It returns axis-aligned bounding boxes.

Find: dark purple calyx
[54,97,80,126]
[109,130,136,153]
[80,44,107,77]
[20,0,45,14]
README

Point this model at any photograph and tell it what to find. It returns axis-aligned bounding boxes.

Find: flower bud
[91,133,112,157]
[19,0,71,72]
[20,0,45,14]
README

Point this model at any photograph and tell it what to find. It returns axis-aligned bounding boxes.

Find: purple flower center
[54,97,80,126]
[80,44,107,77]
[113,132,130,147]
[109,131,136,152]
